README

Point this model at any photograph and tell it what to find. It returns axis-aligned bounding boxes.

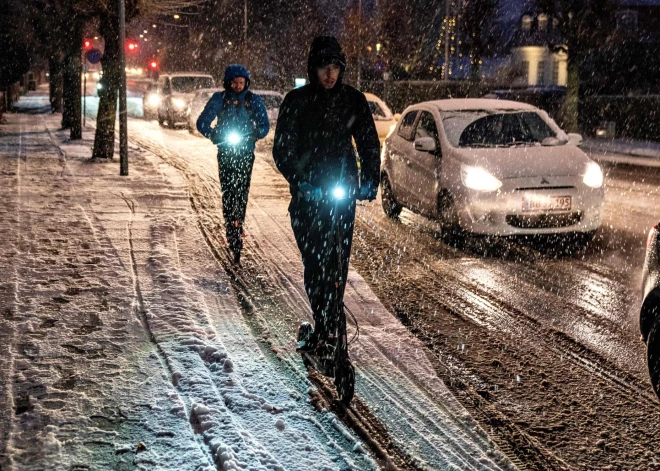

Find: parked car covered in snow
[364,92,398,144]
[157,73,215,129]
[380,98,604,240]
[641,222,660,399]
[251,89,284,125]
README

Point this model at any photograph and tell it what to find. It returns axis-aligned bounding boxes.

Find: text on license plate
[523,195,572,212]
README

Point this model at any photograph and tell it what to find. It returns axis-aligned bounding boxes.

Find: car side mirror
[414,136,436,153]
[394,113,402,121]
[567,133,583,147]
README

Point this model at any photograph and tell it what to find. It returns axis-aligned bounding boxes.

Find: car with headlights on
[641,223,660,399]
[142,83,161,120]
[157,73,215,129]
[380,98,604,240]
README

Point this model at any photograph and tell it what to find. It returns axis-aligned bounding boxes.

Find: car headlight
[147,94,161,106]
[583,162,603,188]
[172,98,186,109]
[461,165,502,192]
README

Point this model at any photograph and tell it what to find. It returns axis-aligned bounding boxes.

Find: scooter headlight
[227,132,241,146]
[332,186,347,200]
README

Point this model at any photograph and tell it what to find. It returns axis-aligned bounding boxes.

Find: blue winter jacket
[196,64,270,154]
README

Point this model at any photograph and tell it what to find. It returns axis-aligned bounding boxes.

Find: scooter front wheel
[335,360,355,406]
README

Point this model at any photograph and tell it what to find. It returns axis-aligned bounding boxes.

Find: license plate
[523,195,572,212]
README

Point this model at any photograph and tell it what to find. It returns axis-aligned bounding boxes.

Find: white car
[187,88,284,135]
[187,88,221,135]
[380,98,604,239]
[364,92,398,144]
[157,73,215,129]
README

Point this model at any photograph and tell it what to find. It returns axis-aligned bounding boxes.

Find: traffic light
[83,39,93,50]
[148,59,158,70]
[126,40,138,52]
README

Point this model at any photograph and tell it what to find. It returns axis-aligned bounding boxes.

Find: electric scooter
[297,184,356,406]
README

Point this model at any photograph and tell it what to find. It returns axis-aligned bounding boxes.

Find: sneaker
[233,249,241,265]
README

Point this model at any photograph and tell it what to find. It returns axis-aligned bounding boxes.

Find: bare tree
[533,0,615,131]
[460,0,498,82]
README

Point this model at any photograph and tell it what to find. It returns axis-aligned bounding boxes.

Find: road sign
[86,49,102,64]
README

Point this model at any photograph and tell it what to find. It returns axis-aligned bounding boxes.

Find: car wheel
[438,192,462,239]
[166,110,175,129]
[381,174,402,219]
[647,316,660,399]
[158,114,164,127]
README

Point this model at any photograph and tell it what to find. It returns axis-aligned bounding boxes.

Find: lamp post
[119,0,128,176]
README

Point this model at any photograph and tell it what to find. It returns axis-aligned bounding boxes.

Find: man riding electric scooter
[272,36,380,404]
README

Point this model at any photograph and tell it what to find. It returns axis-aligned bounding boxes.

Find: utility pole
[443,0,450,80]
[357,0,362,90]
[244,0,248,43]
[119,0,128,176]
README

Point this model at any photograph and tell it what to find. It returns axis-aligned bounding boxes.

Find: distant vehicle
[157,73,215,129]
[364,92,399,144]
[187,88,284,135]
[641,223,660,399]
[380,98,604,240]
[251,89,284,125]
[142,83,160,120]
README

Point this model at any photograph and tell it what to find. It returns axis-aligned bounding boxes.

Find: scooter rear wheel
[335,361,355,406]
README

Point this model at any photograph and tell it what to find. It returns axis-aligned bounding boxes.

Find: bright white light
[227,132,241,145]
[172,98,186,108]
[147,94,161,106]
[461,165,502,192]
[583,162,603,188]
[332,186,346,199]
[93,72,100,79]
[96,83,103,90]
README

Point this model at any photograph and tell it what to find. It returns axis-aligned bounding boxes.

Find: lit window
[522,15,532,32]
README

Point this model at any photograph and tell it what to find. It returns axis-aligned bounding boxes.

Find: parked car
[187,88,284,135]
[142,83,160,120]
[364,92,398,144]
[187,88,221,135]
[641,223,660,399]
[251,89,284,124]
[157,73,215,129]
[380,98,604,240]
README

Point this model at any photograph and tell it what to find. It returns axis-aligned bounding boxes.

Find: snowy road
[126,117,660,469]
[0,106,513,470]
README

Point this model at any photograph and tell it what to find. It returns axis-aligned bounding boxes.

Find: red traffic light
[83,39,93,50]
[149,60,158,70]
[126,40,138,52]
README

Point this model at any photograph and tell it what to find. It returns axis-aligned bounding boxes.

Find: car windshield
[171,77,215,93]
[368,101,387,118]
[261,95,283,110]
[442,110,557,148]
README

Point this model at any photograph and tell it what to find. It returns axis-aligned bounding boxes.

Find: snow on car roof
[419,98,538,112]
[251,89,284,97]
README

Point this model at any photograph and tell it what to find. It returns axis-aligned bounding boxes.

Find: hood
[223,64,251,91]
[449,144,594,179]
[307,36,346,87]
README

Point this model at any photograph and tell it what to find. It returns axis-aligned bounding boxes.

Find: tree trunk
[92,17,120,159]
[49,57,63,113]
[62,21,83,138]
[562,59,580,132]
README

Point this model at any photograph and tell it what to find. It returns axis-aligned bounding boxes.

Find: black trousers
[289,195,356,341]
[218,151,255,253]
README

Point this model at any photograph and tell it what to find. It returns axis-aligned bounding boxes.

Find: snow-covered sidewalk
[0,100,514,471]
[583,136,660,167]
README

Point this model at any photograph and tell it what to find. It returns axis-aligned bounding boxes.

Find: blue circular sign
[86,49,102,64]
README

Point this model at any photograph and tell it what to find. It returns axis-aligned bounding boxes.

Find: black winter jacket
[273,79,380,196]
